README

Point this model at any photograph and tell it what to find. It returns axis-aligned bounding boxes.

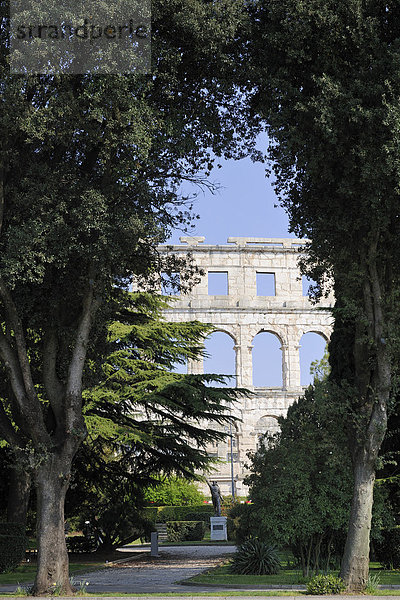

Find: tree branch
[0,327,29,406]
[65,274,100,430]
[43,328,65,425]
[0,277,36,401]
[0,327,50,446]
[0,400,24,447]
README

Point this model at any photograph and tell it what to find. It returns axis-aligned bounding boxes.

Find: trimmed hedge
[143,505,213,524]
[0,523,27,573]
[166,520,206,542]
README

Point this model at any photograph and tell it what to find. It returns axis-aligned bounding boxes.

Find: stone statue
[208,480,223,516]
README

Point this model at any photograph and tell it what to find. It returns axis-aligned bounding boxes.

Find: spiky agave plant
[230,538,281,575]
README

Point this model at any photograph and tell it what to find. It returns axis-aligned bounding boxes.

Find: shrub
[143,505,213,523]
[166,520,206,542]
[230,538,281,575]
[306,574,345,595]
[227,503,256,544]
[66,535,97,553]
[0,523,27,536]
[375,527,400,569]
[0,523,27,573]
[144,477,205,506]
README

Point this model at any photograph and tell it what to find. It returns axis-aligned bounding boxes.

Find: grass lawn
[187,559,400,587]
[0,551,138,587]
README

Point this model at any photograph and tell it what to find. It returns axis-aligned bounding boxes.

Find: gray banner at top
[10,0,151,74]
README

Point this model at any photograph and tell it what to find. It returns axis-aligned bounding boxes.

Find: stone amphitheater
[159,236,334,496]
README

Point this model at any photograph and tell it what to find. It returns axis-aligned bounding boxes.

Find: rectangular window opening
[208,271,228,295]
[226,452,239,462]
[256,272,276,296]
[302,275,317,297]
[161,272,180,296]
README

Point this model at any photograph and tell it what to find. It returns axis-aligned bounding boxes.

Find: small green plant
[70,576,90,595]
[51,581,63,596]
[365,572,381,594]
[306,574,345,595]
[230,538,281,575]
[14,584,33,596]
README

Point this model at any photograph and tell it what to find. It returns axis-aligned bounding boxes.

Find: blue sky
[168,153,326,386]
[169,153,294,245]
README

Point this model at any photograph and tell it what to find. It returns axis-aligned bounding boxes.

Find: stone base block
[210,516,227,541]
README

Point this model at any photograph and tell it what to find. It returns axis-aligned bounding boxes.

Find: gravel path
[73,545,237,594]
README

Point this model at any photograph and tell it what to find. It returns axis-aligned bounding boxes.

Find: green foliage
[245,382,352,576]
[375,527,400,570]
[230,538,280,575]
[81,293,243,483]
[142,504,213,524]
[365,573,381,594]
[241,0,400,586]
[0,523,26,536]
[377,404,400,527]
[64,294,244,550]
[310,348,330,383]
[66,536,96,554]
[166,521,206,542]
[0,524,27,573]
[144,477,205,506]
[0,0,255,588]
[226,503,256,544]
[306,574,345,595]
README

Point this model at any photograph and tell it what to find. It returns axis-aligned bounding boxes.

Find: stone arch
[302,328,330,342]
[254,414,280,446]
[210,326,237,344]
[299,331,328,386]
[252,330,283,387]
[204,330,236,386]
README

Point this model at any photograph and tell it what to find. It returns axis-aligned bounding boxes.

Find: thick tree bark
[33,452,75,596]
[340,247,390,591]
[340,452,376,591]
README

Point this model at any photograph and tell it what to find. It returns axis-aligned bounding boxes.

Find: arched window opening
[254,415,280,448]
[204,331,236,387]
[300,332,327,386]
[252,331,282,387]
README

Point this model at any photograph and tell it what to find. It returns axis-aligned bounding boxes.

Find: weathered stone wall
[159,237,333,495]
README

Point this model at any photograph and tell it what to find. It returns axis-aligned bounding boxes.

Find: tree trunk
[340,454,375,591]
[339,250,390,592]
[33,452,75,596]
[7,463,31,526]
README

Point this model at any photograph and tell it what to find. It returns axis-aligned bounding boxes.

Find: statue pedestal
[210,516,227,541]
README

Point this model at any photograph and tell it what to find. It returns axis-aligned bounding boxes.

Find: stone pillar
[281,343,289,390]
[187,357,203,374]
[234,344,242,388]
[235,327,253,388]
[241,343,254,388]
[286,331,301,389]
